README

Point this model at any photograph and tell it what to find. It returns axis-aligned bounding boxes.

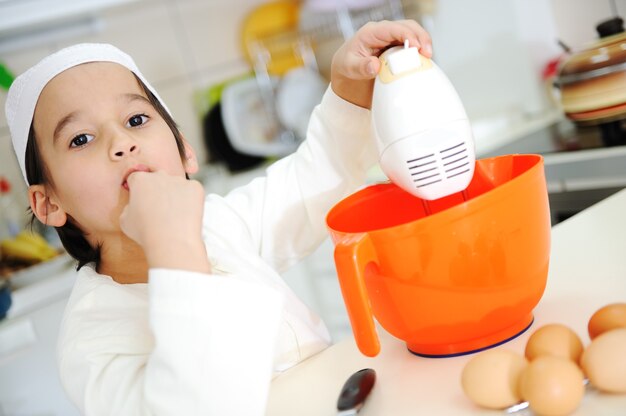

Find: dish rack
[229,0,426,157]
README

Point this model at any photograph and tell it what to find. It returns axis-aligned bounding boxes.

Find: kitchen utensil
[371,41,475,200]
[558,17,626,121]
[241,1,302,76]
[220,76,299,157]
[202,102,266,173]
[556,16,626,146]
[337,368,376,415]
[275,66,327,140]
[326,154,550,357]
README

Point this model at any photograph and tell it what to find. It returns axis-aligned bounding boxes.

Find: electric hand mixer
[372,41,476,200]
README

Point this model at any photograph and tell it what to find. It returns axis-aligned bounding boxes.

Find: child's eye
[127,114,149,127]
[70,133,95,148]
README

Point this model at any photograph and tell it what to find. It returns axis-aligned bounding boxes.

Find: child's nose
[113,144,137,157]
[109,132,139,159]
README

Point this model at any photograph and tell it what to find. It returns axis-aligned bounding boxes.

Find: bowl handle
[334,233,380,357]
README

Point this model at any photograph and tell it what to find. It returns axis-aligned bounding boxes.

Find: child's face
[31,62,195,244]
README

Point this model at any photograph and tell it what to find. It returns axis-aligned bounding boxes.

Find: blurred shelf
[6,255,75,319]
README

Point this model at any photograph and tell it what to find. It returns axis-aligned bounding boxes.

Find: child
[6,20,431,415]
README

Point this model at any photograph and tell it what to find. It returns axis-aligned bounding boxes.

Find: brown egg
[460,348,527,409]
[588,303,626,339]
[581,328,626,393]
[525,324,584,363]
[520,356,585,416]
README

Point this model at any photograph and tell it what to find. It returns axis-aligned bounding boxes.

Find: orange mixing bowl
[326,154,551,357]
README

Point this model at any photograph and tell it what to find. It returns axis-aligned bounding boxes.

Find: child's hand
[119,171,211,274]
[330,19,432,109]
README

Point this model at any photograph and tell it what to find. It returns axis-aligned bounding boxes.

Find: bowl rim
[327,154,545,236]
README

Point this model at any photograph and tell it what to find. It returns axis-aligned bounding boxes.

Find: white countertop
[266,188,626,416]
[471,109,562,158]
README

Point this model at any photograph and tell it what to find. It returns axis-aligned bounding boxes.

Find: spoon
[337,368,377,415]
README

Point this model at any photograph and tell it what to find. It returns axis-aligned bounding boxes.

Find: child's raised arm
[208,20,434,273]
[330,19,432,109]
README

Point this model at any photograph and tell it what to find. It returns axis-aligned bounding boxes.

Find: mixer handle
[334,233,381,357]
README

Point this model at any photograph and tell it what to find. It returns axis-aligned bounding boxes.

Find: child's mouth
[122,165,150,190]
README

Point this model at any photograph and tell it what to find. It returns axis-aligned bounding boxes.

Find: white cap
[5,43,171,185]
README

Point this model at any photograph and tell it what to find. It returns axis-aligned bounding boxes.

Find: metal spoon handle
[505,378,589,414]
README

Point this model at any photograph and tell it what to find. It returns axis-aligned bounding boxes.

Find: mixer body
[372,46,475,200]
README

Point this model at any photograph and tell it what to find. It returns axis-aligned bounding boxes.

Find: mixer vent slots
[406,141,470,189]
[441,142,470,179]
[407,153,442,188]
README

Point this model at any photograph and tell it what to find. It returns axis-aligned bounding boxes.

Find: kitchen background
[1,0,626,414]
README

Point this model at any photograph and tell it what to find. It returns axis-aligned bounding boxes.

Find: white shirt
[57,87,377,415]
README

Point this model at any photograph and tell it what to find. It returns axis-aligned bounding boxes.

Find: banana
[1,232,58,263]
[14,231,58,259]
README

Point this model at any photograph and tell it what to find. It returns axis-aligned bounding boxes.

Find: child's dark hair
[24,74,188,270]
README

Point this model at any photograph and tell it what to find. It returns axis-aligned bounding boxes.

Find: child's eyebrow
[53,112,78,143]
[121,93,152,106]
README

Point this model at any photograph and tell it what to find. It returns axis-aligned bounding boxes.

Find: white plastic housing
[372,46,475,200]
